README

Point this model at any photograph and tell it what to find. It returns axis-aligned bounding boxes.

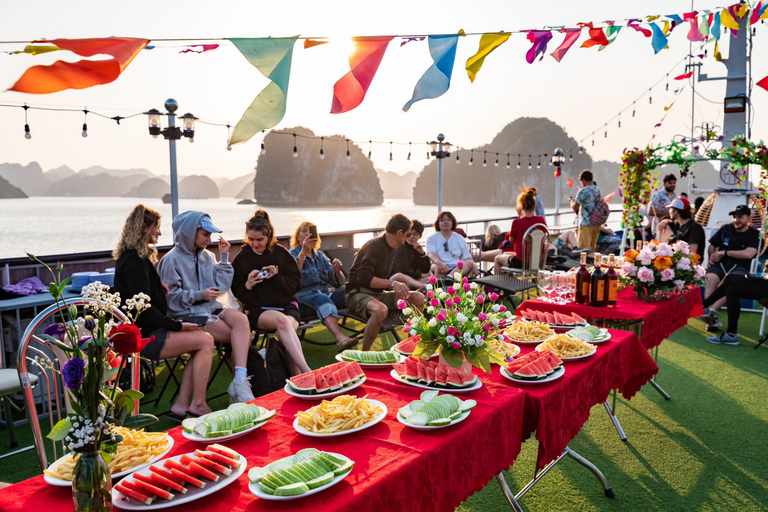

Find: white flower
[439,292,448,300]
[403,307,412,315]
[492,304,501,312]
[470,282,478,290]
[637,248,654,266]
[656,243,674,257]
[425,284,433,290]
[428,318,438,327]
[456,313,468,323]
[674,279,686,291]
[453,272,462,281]
[426,306,435,314]
[694,266,707,279]
[491,318,500,326]
[676,257,691,271]
[446,335,456,343]
[505,311,513,319]
[439,326,446,335]
[672,240,690,255]
[472,316,478,322]
[463,331,472,339]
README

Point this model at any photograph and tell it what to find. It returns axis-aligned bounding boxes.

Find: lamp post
[143,99,197,220]
[550,148,566,223]
[429,134,452,213]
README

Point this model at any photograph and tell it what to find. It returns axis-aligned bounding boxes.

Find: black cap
[728,205,751,216]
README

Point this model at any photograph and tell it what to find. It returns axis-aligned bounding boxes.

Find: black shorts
[246,303,302,329]
[141,329,169,361]
[706,264,748,281]
[506,257,523,269]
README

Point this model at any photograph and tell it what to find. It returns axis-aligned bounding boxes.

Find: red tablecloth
[0,330,657,511]
[519,287,704,350]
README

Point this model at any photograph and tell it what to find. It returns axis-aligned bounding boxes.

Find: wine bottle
[574,252,590,304]
[605,254,618,307]
[590,253,606,307]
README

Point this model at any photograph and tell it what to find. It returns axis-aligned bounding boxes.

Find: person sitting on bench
[346,214,425,351]
[158,211,255,405]
[390,219,432,291]
[426,211,480,279]
[289,221,357,352]
[701,273,768,346]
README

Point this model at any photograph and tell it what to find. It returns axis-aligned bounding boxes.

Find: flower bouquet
[398,262,510,372]
[618,240,706,302]
[29,254,158,512]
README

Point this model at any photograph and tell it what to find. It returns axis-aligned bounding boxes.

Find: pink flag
[331,36,394,114]
[628,19,652,37]
[550,28,580,62]
[686,18,705,41]
[179,44,219,54]
[674,71,693,80]
[525,30,553,63]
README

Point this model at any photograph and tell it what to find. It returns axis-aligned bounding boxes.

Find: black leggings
[702,275,768,333]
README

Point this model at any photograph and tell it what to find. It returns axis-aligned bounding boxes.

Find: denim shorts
[299,289,346,320]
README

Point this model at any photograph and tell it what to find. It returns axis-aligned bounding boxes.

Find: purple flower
[62,358,86,389]
[44,323,66,341]
[84,316,96,330]
[78,336,92,347]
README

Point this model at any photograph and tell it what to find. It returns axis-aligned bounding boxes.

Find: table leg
[495,445,615,510]
[649,345,671,400]
[603,392,627,442]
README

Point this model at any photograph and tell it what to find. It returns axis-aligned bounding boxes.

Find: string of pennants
[4,2,766,150]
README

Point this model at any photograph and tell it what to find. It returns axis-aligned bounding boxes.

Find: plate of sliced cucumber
[335,350,404,367]
[396,390,476,431]
[182,402,275,442]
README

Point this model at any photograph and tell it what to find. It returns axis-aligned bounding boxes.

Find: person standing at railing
[569,170,605,251]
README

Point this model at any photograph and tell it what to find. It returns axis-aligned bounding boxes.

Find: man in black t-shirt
[658,196,706,259]
[701,205,760,330]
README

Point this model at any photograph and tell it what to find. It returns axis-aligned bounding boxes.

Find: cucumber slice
[409,400,425,411]
[258,481,276,494]
[274,482,310,496]
[331,460,354,476]
[305,471,335,489]
[399,407,414,419]
[248,466,269,483]
[205,430,233,438]
[182,417,198,434]
[291,448,321,464]
[458,399,477,412]
[232,422,254,433]
[448,411,462,420]
[259,409,276,422]
[407,412,429,426]
[420,390,439,402]
[428,417,452,426]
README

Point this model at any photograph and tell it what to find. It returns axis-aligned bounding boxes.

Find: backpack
[587,187,610,225]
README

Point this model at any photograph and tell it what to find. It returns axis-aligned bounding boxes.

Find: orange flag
[9,37,149,94]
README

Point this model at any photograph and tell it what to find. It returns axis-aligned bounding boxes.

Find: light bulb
[494,159,499,167]
[536,162,541,169]
[189,138,194,143]
[368,151,372,158]
[389,153,393,161]
[407,152,411,161]
[24,124,31,139]
[579,147,584,154]
[293,146,298,157]
[506,163,510,169]
[483,160,487,167]
[516,162,521,169]
[81,123,88,138]
[455,154,460,163]
[319,149,325,159]
[469,158,473,166]
[152,134,158,139]
[260,143,266,155]
[227,146,232,152]
[346,150,351,160]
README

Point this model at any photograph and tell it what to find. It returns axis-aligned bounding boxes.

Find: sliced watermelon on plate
[571,313,588,325]
[544,312,557,324]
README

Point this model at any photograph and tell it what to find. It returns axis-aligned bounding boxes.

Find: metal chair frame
[503,223,550,300]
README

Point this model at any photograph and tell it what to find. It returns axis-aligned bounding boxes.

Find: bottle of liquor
[590,252,606,306]
[574,252,590,304]
[635,240,643,251]
[605,254,618,307]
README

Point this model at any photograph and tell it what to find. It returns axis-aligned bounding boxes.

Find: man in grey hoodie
[158,211,256,404]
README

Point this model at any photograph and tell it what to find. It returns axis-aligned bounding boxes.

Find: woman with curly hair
[114,204,215,419]
[232,209,311,375]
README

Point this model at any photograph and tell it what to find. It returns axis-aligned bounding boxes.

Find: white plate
[283,375,366,401]
[567,328,611,343]
[181,413,272,443]
[388,369,482,393]
[535,343,597,360]
[505,333,555,345]
[500,365,566,384]
[293,399,387,437]
[396,408,471,431]
[334,353,404,367]
[44,435,174,487]
[112,450,245,510]
[249,451,353,501]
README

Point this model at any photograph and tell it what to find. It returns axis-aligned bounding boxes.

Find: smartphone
[183,315,208,326]
[309,225,318,239]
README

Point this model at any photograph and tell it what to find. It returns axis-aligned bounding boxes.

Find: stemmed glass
[537,270,554,302]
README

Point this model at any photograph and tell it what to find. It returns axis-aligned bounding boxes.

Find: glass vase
[437,345,473,373]
[72,449,112,512]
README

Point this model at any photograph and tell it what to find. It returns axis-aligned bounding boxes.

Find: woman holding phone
[232,209,311,375]
[158,211,255,404]
[289,221,357,352]
[114,205,215,420]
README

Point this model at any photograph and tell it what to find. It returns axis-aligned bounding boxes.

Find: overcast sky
[0,0,761,179]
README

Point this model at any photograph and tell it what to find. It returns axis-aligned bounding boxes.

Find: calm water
[0,197,580,260]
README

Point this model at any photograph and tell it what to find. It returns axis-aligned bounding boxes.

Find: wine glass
[537,270,553,301]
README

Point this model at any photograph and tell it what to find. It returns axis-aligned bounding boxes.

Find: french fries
[44,426,170,481]
[295,395,382,434]
[537,333,596,358]
[487,338,521,359]
[504,321,554,342]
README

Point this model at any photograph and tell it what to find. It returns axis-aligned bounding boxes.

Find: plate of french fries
[535,333,597,360]
[43,426,173,486]
[503,321,555,344]
[487,337,521,360]
[293,395,387,437]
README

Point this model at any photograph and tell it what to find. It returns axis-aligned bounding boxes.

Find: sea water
[0,197,579,259]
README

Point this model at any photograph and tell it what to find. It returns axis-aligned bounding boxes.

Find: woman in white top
[426,211,480,278]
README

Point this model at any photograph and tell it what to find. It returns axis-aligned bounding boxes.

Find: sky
[0,0,763,180]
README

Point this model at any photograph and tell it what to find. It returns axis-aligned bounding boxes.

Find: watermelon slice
[416,361,427,383]
[425,367,436,385]
[348,361,365,379]
[322,369,341,391]
[193,455,233,477]
[532,311,545,322]
[393,363,406,376]
[149,465,185,484]
[289,372,316,394]
[314,372,330,393]
[512,365,540,380]
[133,476,175,500]
[190,461,221,483]
[334,368,351,386]
[571,313,588,325]
[553,311,566,325]
[539,350,563,368]
[194,449,239,468]
[459,371,478,386]
[544,312,557,325]
[446,367,467,388]
[404,357,419,381]
[434,365,448,386]
[115,483,153,505]
[145,470,188,494]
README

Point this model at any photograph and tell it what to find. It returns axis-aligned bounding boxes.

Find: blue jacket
[288,246,344,300]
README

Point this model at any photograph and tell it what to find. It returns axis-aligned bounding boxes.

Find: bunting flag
[711,12,722,39]
[331,37,393,114]
[179,44,219,54]
[403,34,460,112]
[304,39,328,49]
[567,177,574,187]
[699,16,710,38]
[554,168,562,178]
[714,40,723,61]
[628,19,652,37]
[550,28,581,62]
[598,22,622,51]
[400,37,426,47]
[687,17,705,41]
[750,1,763,24]
[756,75,768,92]
[649,22,668,53]
[9,37,148,94]
[6,45,62,55]
[579,22,609,48]
[720,7,739,33]
[525,30,553,63]
[674,71,693,80]
[227,36,298,147]
[466,32,510,82]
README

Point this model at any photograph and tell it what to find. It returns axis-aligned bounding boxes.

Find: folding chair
[755,298,768,349]
[502,223,550,300]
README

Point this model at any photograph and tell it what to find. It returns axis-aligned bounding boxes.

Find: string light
[494,152,499,167]
[618,114,621,128]
[648,88,652,104]
[527,154,532,169]
[482,150,487,167]
[81,109,88,138]
[226,124,232,151]
[632,102,636,117]
[407,141,411,161]
[260,130,266,155]
[346,139,351,160]
[665,74,669,91]
[469,149,474,166]
[569,148,574,161]
[604,123,607,138]
[506,153,510,169]
[292,132,298,158]
[591,138,595,146]
[455,147,460,163]
[319,136,325,159]
[368,140,372,159]
[389,141,393,161]
[536,155,541,169]
[516,154,521,169]
[23,104,30,139]
[579,146,584,154]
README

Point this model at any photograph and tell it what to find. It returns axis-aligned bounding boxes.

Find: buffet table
[0,330,657,512]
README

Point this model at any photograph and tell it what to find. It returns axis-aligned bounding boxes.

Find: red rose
[110,324,154,355]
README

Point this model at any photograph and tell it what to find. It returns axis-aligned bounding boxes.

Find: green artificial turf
[2,310,767,512]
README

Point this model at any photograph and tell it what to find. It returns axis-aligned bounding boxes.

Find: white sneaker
[227,378,256,404]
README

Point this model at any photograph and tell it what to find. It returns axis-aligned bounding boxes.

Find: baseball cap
[666,197,691,211]
[198,215,222,233]
[728,204,751,217]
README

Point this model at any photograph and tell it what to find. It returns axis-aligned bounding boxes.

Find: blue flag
[403,34,460,112]
[649,22,668,54]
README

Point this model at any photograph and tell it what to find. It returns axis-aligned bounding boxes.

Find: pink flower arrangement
[620,239,706,301]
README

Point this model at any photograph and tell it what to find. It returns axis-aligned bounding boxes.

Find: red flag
[567,177,574,187]
[9,38,148,94]
[331,37,394,114]
[628,19,652,37]
[674,71,694,80]
[578,22,609,48]
[304,39,329,49]
[550,28,581,62]
[756,75,768,91]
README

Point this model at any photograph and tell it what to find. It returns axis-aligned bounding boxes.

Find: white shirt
[426,231,471,269]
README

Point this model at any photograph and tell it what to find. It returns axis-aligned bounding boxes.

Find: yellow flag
[466,32,510,83]
[714,40,722,61]
[720,9,739,30]
[662,20,671,36]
